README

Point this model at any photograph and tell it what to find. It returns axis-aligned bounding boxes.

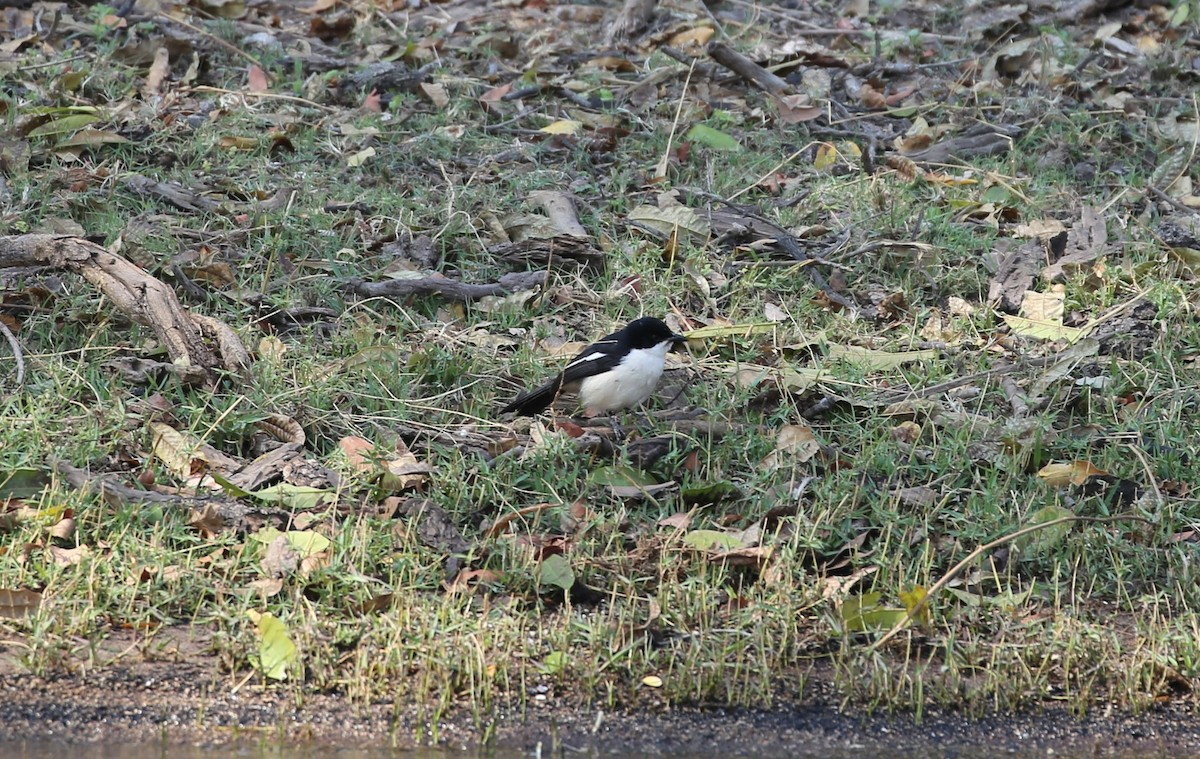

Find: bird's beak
[670,333,689,348]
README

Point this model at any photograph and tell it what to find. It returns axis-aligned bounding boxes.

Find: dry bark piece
[395,498,471,555]
[339,62,432,101]
[346,270,545,301]
[528,190,589,239]
[1042,205,1107,283]
[0,234,249,381]
[492,237,605,269]
[123,174,220,213]
[53,459,276,530]
[697,195,854,312]
[987,239,1041,313]
[229,443,306,492]
[103,356,205,384]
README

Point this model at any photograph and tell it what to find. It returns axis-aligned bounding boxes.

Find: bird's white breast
[577,340,672,412]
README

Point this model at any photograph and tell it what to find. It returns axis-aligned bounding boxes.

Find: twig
[868,514,1156,652]
[1001,376,1028,417]
[0,235,249,379]
[876,356,1058,403]
[483,502,557,541]
[1149,186,1200,218]
[17,53,91,70]
[682,188,854,312]
[707,42,791,97]
[180,85,336,113]
[482,107,539,132]
[0,318,25,387]
[346,270,545,302]
[157,12,265,72]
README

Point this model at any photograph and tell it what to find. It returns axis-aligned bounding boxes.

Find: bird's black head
[621,317,688,350]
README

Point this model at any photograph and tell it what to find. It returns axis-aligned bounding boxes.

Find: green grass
[3,0,1200,732]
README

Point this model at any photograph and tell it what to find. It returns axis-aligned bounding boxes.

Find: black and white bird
[501,317,688,417]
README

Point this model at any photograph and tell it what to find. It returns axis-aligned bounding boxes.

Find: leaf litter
[0,0,1197,737]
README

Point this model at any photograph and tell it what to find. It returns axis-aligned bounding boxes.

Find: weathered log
[0,234,249,381]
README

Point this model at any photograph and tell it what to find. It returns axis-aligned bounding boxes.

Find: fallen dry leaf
[760,424,821,470]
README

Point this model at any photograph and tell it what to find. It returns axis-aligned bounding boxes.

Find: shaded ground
[2,628,1199,755]
[3,663,1200,756]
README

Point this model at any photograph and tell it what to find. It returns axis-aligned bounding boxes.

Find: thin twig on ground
[0,318,25,388]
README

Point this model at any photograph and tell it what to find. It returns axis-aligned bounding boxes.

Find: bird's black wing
[501,339,623,416]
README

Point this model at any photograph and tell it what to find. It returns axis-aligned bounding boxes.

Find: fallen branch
[346,270,546,301]
[53,459,274,528]
[707,42,791,97]
[0,234,249,381]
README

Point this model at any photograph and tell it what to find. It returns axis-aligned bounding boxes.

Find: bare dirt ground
[2,635,1199,756]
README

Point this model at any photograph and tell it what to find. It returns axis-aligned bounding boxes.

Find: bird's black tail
[501,377,563,416]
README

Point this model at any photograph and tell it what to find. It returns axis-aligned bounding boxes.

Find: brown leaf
[247,64,269,93]
[658,511,692,531]
[188,503,226,538]
[48,544,90,566]
[339,436,376,475]
[143,46,170,97]
[775,93,822,124]
[446,568,502,593]
[246,577,284,598]
[48,510,75,541]
[261,535,299,578]
[859,83,887,110]
[760,424,821,470]
[420,82,449,109]
[381,439,433,492]
[299,551,330,578]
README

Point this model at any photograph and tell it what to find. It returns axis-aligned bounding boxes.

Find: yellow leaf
[347,147,375,167]
[667,27,714,48]
[1002,314,1090,343]
[539,119,583,135]
[628,199,710,239]
[1018,290,1064,322]
[1037,461,1106,487]
[246,610,298,680]
[219,135,259,150]
[899,585,931,626]
[681,322,777,339]
[814,143,838,170]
